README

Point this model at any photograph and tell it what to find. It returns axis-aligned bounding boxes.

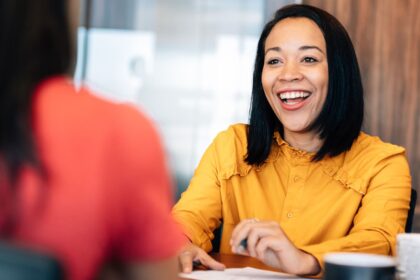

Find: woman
[0,1,184,279]
[174,4,411,276]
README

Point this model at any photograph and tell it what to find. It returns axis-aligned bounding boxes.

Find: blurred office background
[75,0,299,197]
[76,0,420,230]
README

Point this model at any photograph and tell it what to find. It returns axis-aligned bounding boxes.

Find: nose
[277,62,303,82]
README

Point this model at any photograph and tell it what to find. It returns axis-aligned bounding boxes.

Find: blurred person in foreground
[173,4,411,277]
[0,0,185,279]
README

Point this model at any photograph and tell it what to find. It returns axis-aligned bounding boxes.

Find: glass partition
[76,0,297,196]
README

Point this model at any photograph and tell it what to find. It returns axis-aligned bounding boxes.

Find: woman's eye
[267,58,280,65]
[302,57,318,63]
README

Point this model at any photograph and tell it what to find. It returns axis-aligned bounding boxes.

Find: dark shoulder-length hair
[0,0,72,184]
[246,4,364,165]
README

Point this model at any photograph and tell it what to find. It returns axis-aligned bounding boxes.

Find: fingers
[255,236,319,275]
[246,226,279,257]
[255,236,279,259]
[230,218,260,252]
[231,218,259,240]
[179,250,194,273]
[178,244,225,273]
[230,219,281,256]
[197,252,226,271]
[230,219,247,237]
[231,220,318,275]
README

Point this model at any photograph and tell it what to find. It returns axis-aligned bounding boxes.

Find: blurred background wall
[76,0,420,231]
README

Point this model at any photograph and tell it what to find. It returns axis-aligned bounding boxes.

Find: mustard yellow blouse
[172,124,411,268]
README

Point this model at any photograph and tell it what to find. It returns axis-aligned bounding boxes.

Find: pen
[192,260,206,270]
[240,238,248,250]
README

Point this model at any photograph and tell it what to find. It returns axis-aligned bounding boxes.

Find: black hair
[0,0,72,183]
[246,4,364,165]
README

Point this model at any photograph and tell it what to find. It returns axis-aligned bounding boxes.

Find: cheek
[261,69,275,96]
[319,66,329,92]
[319,76,329,104]
[308,69,329,102]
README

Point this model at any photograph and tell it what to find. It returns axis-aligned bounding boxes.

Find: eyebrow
[265,45,325,55]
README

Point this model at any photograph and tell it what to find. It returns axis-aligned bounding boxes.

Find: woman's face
[262,17,328,139]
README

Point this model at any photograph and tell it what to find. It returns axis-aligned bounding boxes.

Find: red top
[3,77,185,280]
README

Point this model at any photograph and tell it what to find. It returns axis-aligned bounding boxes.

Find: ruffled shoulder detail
[321,161,369,195]
[211,124,253,180]
[320,132,406,195]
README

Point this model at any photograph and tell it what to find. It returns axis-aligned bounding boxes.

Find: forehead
[265,17,326,51]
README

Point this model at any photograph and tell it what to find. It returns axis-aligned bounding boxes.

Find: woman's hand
[178,242,225,273]
[230,219,320,276]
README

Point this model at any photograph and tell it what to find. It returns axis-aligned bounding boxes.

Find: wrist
[299,251,321,276]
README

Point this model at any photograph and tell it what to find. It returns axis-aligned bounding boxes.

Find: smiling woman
[172,4,411,278]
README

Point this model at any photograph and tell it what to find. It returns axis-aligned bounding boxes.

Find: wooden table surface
[211,253,281,271]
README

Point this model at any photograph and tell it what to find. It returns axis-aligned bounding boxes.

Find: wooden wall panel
[303,0,420,214]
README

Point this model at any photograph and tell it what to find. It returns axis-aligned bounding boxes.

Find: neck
[284,131,323,153]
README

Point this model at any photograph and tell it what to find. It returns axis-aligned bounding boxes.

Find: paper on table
[179,267,309,280]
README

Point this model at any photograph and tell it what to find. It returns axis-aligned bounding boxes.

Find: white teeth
[279,91,310,100]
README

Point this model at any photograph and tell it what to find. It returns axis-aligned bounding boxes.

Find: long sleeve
[300,152,411,272]
[172,140,223,252]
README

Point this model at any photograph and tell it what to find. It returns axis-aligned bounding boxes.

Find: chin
[283,123,314,136]
[283,122,309,131]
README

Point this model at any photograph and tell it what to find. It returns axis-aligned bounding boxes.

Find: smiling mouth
[278,91,311,105]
